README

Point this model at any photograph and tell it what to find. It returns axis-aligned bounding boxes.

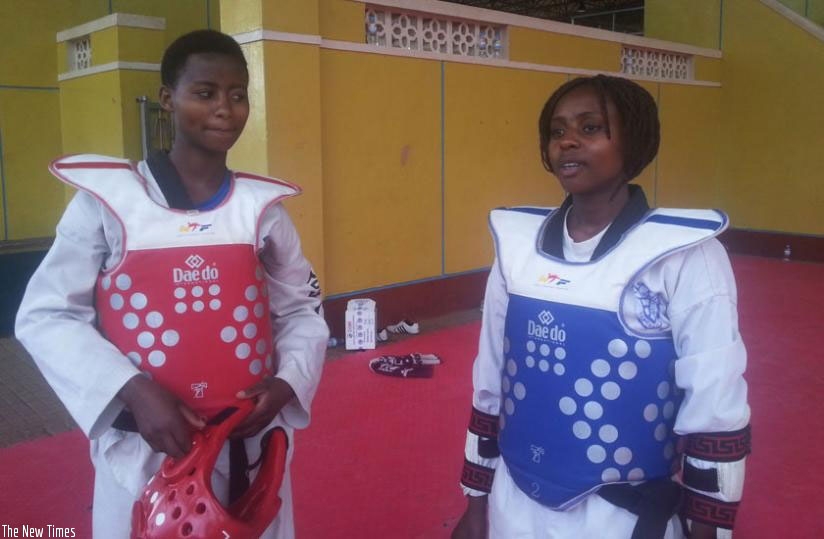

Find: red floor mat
[292,322,480,539]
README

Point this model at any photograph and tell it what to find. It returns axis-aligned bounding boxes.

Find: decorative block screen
[620,46,692,81]
[365,6,507,59]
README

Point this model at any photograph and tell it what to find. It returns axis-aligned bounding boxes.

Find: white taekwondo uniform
[459,190,750,539]
[16,154,329,538]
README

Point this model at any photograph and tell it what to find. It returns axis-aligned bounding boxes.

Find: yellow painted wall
[262,41,325,278]
[59,72,126,157]
[510,27,620,72]
[113,0,219,43]
[320,0,365,42]
[320,50,442,294]
[656,84,722,209]
[719,0,824,234]
[443,65,565,273]
[262,0,319,34]
[0,89,64,240]
[645,0,722,49]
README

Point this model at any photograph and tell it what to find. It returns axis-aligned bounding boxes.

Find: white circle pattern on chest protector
[554,347,566,360]
[539,359,550,372]
[654,423,667,441]
[235,343,251,360]
[209,299,221,310]
[559,397,577,415]
[590,359,611,378]
[618,361,637,380]
[101,275,112,290]
[192,300,204,312]
[505,398,515,415]
[254,303,265,318]
[146,311,164,328]
[502,376,511,394]
[116,274,132,290]
[513,382,526,400]
[243,323,257,339]
[628,468,645,481]
[584,401,603,420]
[602,468,621,482]
[644,404,659,422]
[130,293,148,310]
[525,355,535,368]
[525,340,535,353]
[599,424,618,443]
[507,359,517,377]
[634,340,651,358]
[137,332,155,348]
[192,286,204,298]
[539,344,550,357]
[209,284,220,295]
[554,363,565,375]
[575,378,593,397]
[249,359,263,375]
[110,293,125,310]
[256,339,267,354]
[123,313,139,330]
[221,326,238,343]
[174,287,186,299]
[600,381,621,400]
[607,339,628,358]
[587,445,606,463]
[148,350,166,367]
[245,285,258,301]
[161,330,179,347]
[175,302,187,314]
[614,447,633,465]
[573,421,591,439]
[234,306,249,322]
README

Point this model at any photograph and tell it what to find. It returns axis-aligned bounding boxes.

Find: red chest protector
[51,155,300,417]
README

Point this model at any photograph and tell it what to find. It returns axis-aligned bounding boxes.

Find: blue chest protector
[492,207,727,510]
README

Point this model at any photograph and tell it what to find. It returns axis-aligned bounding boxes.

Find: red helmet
[131,402,288,539]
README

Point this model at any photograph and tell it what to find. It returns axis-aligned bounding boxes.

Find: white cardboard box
[345,298,377,350]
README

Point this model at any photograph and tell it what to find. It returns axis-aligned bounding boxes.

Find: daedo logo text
[527,309,567,343]
[172,254,219,283]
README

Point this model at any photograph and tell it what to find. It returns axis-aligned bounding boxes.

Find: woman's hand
[117,375,205,458]
[232,377,295,439]
[452,495,488,539]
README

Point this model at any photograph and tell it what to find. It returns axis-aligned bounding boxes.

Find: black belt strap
[598,479,682,539]
[229,438,250,504]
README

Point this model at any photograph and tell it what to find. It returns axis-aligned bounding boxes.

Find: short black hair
[538,74,660,183]
[161,29,248,87]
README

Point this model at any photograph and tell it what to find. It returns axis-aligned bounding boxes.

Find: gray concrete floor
[0,308,481,448]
